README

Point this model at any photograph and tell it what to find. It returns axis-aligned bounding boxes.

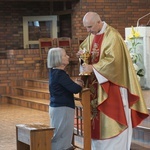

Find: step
[9,79,49,89]
[132,127,150,149]
[131,107,150,149]
[131,141,150,150]
[12,86,50,100]
[2,95,49,112]
[24,78,49,89]
[14,86,49,93]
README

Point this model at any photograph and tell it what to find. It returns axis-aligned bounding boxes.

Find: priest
[77,12,149,150]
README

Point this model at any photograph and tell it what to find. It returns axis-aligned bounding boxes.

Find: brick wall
[72,0,150,39]
[0,49,41,95]
[0,48,79,95]
[0,1,149,51]
[0,0,149,96]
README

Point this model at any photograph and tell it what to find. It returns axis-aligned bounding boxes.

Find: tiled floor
[0,104,50,150]
[0,104,82,150]
[0,103,149,150]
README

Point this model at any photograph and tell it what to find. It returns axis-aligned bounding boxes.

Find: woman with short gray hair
[47,47,84,150]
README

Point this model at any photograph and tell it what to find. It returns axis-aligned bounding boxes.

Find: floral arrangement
[127,26,145,79]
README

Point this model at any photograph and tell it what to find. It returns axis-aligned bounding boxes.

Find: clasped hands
[75,78,84,88]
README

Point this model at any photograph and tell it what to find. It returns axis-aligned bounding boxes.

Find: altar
[125,26,150,89]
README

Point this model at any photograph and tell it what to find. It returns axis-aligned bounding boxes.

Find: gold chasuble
[79,25,149,140]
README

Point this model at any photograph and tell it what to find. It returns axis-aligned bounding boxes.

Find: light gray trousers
[49,106,75,150]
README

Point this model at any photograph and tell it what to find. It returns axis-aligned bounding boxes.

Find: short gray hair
[47,47,64,68]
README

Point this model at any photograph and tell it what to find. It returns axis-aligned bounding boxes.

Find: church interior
[0,0,149,149]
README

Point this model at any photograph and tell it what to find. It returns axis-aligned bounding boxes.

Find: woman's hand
[75,78,84,88]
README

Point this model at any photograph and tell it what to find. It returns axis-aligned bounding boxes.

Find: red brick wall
[0,1,149,51]
[0,49,78,95]
[72,0,150,39]
[0,49,41,95]
[0,0,149,96]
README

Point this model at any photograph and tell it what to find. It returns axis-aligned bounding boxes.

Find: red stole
[90,34,104,139]
[87,34,104,139]
[90,34,127,139]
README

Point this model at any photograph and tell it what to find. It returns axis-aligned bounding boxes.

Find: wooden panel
[17,128,30,145]
[16,123,54,150]
[74,88,91,150]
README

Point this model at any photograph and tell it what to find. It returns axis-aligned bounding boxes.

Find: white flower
[137,75,140,81]
[130,52,137,63]
[127,26,144,78]
[133,63,139,72]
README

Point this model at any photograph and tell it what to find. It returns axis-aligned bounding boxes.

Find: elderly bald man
[77,12,149,150]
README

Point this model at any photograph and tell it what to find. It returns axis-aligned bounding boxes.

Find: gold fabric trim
[79,25,149,139]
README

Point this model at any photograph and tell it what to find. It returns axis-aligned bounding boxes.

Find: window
[23,16,57,49]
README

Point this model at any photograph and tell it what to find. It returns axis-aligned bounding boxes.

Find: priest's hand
[82,63,93,73]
